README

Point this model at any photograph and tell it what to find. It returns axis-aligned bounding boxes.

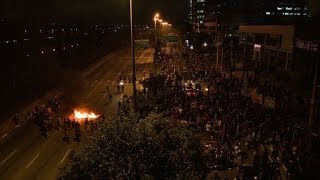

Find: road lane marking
[0,150,17,166]
[82,48,127,77]
[90,80,98,87]
[89,49,145,106]
[104,80,110,87]
[2,133,8,139]
[86,80,104,98]
[86,50,132,100]
[26,153,40,168]
[60,148,71,164]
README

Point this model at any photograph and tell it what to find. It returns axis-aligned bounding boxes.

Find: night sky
[0,0,186,24]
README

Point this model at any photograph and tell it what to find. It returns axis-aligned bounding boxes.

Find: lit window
[284,12,289,15]
[200,21,203,24]
[266,12,271,15]
[303,13,307,15]
[294,7,301,10]
[286,7,293,10]
[277,7,283,10]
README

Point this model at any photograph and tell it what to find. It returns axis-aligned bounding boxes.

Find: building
[187,0,193,25]
[191,0,224,34]
[260,0,310,18]
[239,25,295,70]
[309,0,320,16]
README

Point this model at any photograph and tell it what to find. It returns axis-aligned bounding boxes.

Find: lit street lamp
[203,42,208,47]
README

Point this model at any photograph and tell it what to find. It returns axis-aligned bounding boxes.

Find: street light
[154,13,160,76]
[161,22,168,26]
[129,0,137,111]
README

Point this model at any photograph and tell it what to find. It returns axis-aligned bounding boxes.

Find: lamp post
[154,13,159,76]
[130,0,137,111]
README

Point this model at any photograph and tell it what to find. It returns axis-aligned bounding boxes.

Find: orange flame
[71,109,99,121]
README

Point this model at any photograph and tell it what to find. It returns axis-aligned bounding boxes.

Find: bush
[59,113,209,180]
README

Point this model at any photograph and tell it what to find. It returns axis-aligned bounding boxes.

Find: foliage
[275,69,291,83]
[136,92,171,118]
[59,113,208,180]
[141,75,166,95]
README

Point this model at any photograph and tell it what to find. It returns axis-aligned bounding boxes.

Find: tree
[59,113,208,179]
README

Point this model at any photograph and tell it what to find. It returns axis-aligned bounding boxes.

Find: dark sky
[0,0,186,24]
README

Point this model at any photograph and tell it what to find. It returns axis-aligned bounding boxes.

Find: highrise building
[309,0,320,16]
[260,0,310,18]
[191,0,225,34]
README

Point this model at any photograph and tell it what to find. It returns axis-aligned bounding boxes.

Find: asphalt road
[0,47,154,180]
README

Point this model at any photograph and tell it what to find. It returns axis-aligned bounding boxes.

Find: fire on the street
[70,109,99,122]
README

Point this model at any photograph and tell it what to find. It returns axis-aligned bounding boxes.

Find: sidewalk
[0,89,63,142]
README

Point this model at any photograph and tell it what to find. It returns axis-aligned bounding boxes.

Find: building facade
[191,0,224,34]
[260,0,310,18]
[239,25,295,70]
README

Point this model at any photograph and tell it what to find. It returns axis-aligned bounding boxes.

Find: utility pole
[230,40,233,71]
[154,18,157,76]
[221,46,224,72]
[216,45,219,68]
[130,0,137,111]
[305,50,319,162]
[308,52,319,133]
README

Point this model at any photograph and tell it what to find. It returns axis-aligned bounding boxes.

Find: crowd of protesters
[137,47,309,179]
[11,95,106,142]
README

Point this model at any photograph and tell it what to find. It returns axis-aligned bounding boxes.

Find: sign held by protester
[250,89,263,104]
[263,96,276,109]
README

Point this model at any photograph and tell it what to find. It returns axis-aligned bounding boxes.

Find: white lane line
[139,51,147,60]
[87,80,104,98]
[60,148,71,164]
[103,80,110,87]
[82,48,126,77]
[90,80,98,87]
[2,133,8,139]
[0,150,17,166]
[26,153,40,168]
